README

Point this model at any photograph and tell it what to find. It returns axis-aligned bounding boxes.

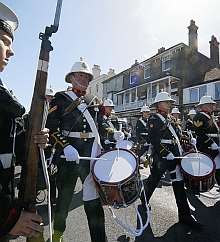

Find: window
[130,70,141,86]
[144,64,151,79]
[189,88,198,103]
[137,85,147,100]
[152,84,157,99]
[199,85,207,100]
[162,55,171,71]
[117,93,124,105]
[215,82,220,100]
[125,92,130,103]
[131,90,136,102]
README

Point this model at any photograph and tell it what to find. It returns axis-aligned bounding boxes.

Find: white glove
[210,142,219,150]
[166,152,175,160]
[113,131,125,141]
[127,133,131,139]
[191,138,197,146]
[63,145,79,163]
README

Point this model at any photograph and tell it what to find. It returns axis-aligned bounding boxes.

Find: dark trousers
[141,155,191,218]
[54,162,106,242]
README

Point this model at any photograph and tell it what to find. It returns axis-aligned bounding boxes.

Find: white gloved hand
[210,142,219,150]
[191,138,197,146]
[113,131,125,141]
[127,133,131,139]
[63,145,79,163]
[166,152,175,160]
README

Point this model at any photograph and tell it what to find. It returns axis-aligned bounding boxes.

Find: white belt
[207,134,219,138]
[161,139,174,144]
[62,130,95,139]
[140,133,148,136]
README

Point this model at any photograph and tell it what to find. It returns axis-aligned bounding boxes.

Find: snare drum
[116,140,133,150]
[180,152,215,193]
[92,148,141,208]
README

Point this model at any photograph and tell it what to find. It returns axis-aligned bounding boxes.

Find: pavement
[12,166,220,242]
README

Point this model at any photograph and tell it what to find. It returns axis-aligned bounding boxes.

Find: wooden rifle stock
[19,1,63,241]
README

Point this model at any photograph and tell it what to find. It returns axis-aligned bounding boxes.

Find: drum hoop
[180,151,216,179]
[92,148,138,185]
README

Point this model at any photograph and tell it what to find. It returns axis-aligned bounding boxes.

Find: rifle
[20,1,63,241]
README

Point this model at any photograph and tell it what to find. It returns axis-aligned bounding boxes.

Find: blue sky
[1,0,220,109]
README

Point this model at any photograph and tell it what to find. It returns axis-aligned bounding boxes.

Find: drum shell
[92,148,141,208]
[180,152,216,193]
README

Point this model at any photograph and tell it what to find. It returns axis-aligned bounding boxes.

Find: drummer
[98,98,124,151]
[193,95,220,185]
[142,91,203,230]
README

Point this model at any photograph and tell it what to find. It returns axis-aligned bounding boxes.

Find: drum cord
[189,131,201,176]
[108,180,151,237]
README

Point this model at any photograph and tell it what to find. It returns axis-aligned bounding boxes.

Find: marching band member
[170,107,182,137]
[46,58,107,242]
[0,3,49,240]
[193,96,220,185]
[185,109,196,132]
[142,92,203,230]
[98,98,124,151]
[136,105,150,144]
[135,105,151,165]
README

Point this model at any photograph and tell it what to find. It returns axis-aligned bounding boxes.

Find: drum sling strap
[156,113,182,156]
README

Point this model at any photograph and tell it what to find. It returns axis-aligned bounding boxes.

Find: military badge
[194,120,203,127]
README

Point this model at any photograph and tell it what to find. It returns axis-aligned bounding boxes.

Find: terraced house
[103,20,219,128]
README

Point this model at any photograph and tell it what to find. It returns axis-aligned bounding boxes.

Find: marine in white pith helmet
[197,95,216,106]
[141,105,150,113]
[0,2,18,40]
[171,107,180,114]
[188,109,196,116]
[65,57,93,96]
[103,98,115,107]
[65,57,93,83]
[151,91,175,106]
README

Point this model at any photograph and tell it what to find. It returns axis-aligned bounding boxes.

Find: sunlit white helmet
[65,57,93,83]
[141,105,150,112]
[103,99,115,107]
[151,92,175,106]
[0,2,18,39]
[45,87,54,96]
[198,95,216,106]
[171,107,180,114]
[188,109,196,115]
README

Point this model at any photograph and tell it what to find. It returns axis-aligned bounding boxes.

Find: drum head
[116,140,133,150]
[181,152,214,177]
[93,149,137,183]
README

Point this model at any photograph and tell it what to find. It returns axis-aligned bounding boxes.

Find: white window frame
[162,55,171,72]
[144,64,151,79]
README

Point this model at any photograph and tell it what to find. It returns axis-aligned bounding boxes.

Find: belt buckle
[80,132,89,139]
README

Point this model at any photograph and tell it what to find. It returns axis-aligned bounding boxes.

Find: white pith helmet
[151,92,175,106]
[0,2,18,39]
[171,107,180,114]
[103,99,115,107]
[46,87,54,96]
[188,109,196,115]
[141,105,150,112]
[198,96,216,106]
[65,57,93,83]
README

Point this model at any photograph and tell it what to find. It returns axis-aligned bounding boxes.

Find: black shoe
[179,215,204,231]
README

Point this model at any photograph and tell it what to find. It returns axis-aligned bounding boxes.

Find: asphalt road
[12,167,220,242]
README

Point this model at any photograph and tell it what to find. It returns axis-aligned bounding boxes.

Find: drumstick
[162,156,200,159]
[60,155,107,161]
